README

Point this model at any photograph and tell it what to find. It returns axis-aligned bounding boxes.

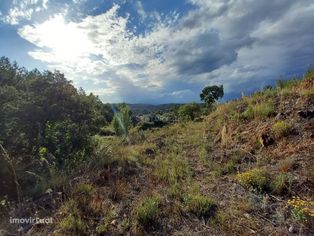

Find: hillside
[1,71,314,235]
[127,104,181,115]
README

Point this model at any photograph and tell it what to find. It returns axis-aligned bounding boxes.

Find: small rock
[288,225,294,233]
[275,112,285,120]
[111,219,117,226]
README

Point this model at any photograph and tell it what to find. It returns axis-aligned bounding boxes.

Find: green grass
[272,121,291,138]
[153,154,190,184]
[270,173,293,195]
[134,196,160,227]
[185,194,217,218]
[241,102,275,120]
[213,160,236,176]
[74,183,96,195]
[58,199,87,235]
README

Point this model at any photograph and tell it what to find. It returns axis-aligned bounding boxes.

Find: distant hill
[127,103,182,115]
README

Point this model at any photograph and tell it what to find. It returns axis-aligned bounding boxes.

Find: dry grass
[26,72,314,236]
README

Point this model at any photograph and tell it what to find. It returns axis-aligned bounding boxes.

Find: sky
[0,0,314,104]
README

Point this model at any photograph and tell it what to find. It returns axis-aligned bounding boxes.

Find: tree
[200,85,224,107]
[178,103,201,121]
[0,57,114,199]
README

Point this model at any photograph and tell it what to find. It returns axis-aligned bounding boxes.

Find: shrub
[153,155,190,184]
[167,183,183,200]
[178,102,201,121]
[241,105,254,119]
[88,135,113,170]
[254,102,275,117]
[59,200,87,235]
[236,168,268,191]
[276,78,299,89]
[213,160,236,176]
[241,102,274,120]
[272,121,291,138]
[59,214,86,235]
[185,195,217,218]
[271,173,293,195]
[288,197,314,221]
[135,196,160,227]
[74,183,96,196]
[278,157,296,172]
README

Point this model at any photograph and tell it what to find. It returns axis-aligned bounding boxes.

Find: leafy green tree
[200,85,224,107]
[0,57,114,199]
[178,103,201,121]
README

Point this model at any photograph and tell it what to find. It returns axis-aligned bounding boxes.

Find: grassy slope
[31,73,314,235]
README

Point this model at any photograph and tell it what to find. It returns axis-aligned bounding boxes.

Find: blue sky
[1,0,314,104]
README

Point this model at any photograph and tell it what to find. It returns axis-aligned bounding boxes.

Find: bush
[134,196,160,227]
[213,160,236,176]
[271,173,293,195]
[178,103,201,121]
[236,168,268,191]
[167,183,183,200]
[288,197,314,222]
[185,195,217,218]
[254,102,275,117]
[272,121,291,138]
[74,183,96,196]
[278,157,296,172]
[241,102,275,120]
[59,200,87,235]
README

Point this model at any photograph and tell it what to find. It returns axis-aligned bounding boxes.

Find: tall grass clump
[134,196,160,228]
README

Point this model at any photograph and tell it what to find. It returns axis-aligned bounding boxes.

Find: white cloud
[17,0,314,103]
[1,0,49,25]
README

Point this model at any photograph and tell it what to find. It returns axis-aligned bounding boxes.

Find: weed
[254,102,275,117]
[96,223,109,235]
[241,102,275,120]
[236,168,268,191]
[288,197,314,222]
[134,196,160,227]
[278,157,296,172]
[59,200,87,235]
[153,155,190,184]
[47,169,69,191]
[167,183,183,200]
[272,121,291,138]
[109,180,129,201]
[74,183,96,196]
[185,194,217,218]
[270,173,293,195]
[213,160,236,176]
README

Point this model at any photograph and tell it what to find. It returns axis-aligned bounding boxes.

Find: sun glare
[35,14,92,61]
